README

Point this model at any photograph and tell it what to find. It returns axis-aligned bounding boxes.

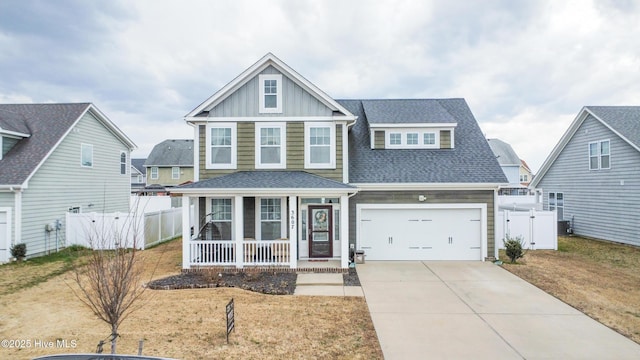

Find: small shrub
[503,235,526,263]
[10,243,27,260]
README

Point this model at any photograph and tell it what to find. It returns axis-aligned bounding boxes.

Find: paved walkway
[357,261,640,360]
[293,273,364,297]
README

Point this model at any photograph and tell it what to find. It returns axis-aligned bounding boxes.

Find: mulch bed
[148,267,361,295]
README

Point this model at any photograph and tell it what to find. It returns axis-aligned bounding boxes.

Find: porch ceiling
[172,170,357,196]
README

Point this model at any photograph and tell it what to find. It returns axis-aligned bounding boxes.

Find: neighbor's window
[150,167,158,179]
[259,74,282,113]
[305,123,335,168]
[589,140,610,170]
[81,144,93,167]
[549,192,564,220]
[120,152,127,175]
[260,198,282,240]
[172,166,180,179]
[520,174,528,182]
[206,123,237,169]
[256,123,286,168]
[210,198,232,240]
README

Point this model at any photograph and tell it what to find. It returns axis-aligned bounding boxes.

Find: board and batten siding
[208,66,334,118]
[537,114,640,246]
[349,190,497,258]
[198,122,343,182]
[20,111,132,257]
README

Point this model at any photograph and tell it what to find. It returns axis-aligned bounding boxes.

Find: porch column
[340,195,349,268]
[288,196,298,269]
[181,195,191,269]
[234,195,244,269]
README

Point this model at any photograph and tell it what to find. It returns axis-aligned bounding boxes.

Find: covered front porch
[175,171,357,270]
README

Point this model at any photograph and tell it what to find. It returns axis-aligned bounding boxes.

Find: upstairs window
[259,74,282,113]
[150,166,158,179]
[120,152,127,175]
[305,123,335,169]
[81,143,93,168]
[520,174,528,182]
[423,133,436,145]
[589,140,610,170]
[256,123,286,169]
[389,133,401,145]
[386,130,440,149]
[206,123,237,169]
[172,166,180,179]
[406,133,419,145]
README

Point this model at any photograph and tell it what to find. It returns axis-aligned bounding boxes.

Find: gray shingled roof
[144,139,194,167]
[487,139,521,166]
[362,99,458,124]
[131,158,147,175]
[587,106,640,149]
[177,171,356,189]
[339,99,507,184]
[0,103,91,185]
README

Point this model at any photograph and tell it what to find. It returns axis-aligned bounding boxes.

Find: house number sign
[290,210,296,230]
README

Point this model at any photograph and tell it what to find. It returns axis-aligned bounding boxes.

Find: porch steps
[294,273,364,297]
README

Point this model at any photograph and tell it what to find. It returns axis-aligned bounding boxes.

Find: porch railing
[189,239,290,267]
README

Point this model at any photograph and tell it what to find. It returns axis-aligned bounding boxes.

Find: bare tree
[69,207,157,354]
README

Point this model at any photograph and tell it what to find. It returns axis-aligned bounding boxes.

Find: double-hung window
[255,123,286,169]
[259,74,282,113]
[260,198,283,240]
[549,192,564,220]
[172,167,180,179]
[120,152,127,175]
[589,140,610,170]
[210,198,233,240]
[305,123,335,168]
[81,143,93,168]
[206,123,237,169]
[150,167,158,180]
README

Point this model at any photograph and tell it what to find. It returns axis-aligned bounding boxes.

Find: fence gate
[497,209,557,250]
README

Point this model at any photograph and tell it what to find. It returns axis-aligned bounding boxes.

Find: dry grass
[500,235,640,344]
[0,239,382,360]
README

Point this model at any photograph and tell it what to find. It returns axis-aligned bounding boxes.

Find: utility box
[355,250,365,264]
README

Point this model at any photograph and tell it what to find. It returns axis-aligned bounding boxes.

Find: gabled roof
[131,158,147,176]
[339,99,507,184]
[531,106,640,188]
[487,138,521,166]
[0,103,136,187]
[144,139,194,167]
[174,170,356,192]
[185,53,356,120]
[362,99,457,125]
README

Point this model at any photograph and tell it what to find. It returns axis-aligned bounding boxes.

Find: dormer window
[423,133,436,145]
[385,129,440,149]
[259,74,282,113]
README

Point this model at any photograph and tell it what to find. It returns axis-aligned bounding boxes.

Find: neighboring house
[131,158,147,194]
[488,138,531,195]
[531,106,640,247]
[519,159,533,186]
[172,53,506,269]
[0,103,136,261]
[144,139,194,189]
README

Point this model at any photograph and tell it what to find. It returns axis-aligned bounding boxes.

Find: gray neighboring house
[531,106,640,247]
[0,103,136,261]
[144,139,194,189]
[488,138,530,195]
[172,53,507,269]
[131,158,147,194]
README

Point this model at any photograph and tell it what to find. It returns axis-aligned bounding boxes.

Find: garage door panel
[360,207,482,261]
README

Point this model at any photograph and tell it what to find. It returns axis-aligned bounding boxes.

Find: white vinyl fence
[496,209,558,250]
[66,207,185,250]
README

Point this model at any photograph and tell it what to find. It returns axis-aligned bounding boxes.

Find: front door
[309,205,332,258]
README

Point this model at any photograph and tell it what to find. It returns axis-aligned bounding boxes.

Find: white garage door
[0,211,8,263]
[359,207,483,260]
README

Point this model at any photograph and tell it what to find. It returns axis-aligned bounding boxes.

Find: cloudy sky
[1,0,638,173]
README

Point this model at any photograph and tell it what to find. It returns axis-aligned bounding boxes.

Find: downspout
[12,186,22,246]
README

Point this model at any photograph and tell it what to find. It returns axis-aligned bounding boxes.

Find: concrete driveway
[357,261,640,360]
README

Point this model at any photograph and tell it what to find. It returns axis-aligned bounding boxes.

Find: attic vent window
[259,74,282,113]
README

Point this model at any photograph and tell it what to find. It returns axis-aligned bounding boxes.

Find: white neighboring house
[0,103,136,261]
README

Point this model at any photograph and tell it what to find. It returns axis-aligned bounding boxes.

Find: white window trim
[588,139,611,170]
[207,197,234,240]
[172,166,180,179]
[304,122,336,169]
[259,74,283,113]
[255,197,287,240]
[205,123,237,170]
[150,166,158,180]
[386,129,440,149]
[120,151,127,175]
[255,122,287,169]
[81,143,93,168]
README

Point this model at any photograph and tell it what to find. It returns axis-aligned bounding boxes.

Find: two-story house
[144,139,194,189]
[131,158,147,194]
[531,106,640,247]
[0,103,136,261]
[173,53,506,269]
